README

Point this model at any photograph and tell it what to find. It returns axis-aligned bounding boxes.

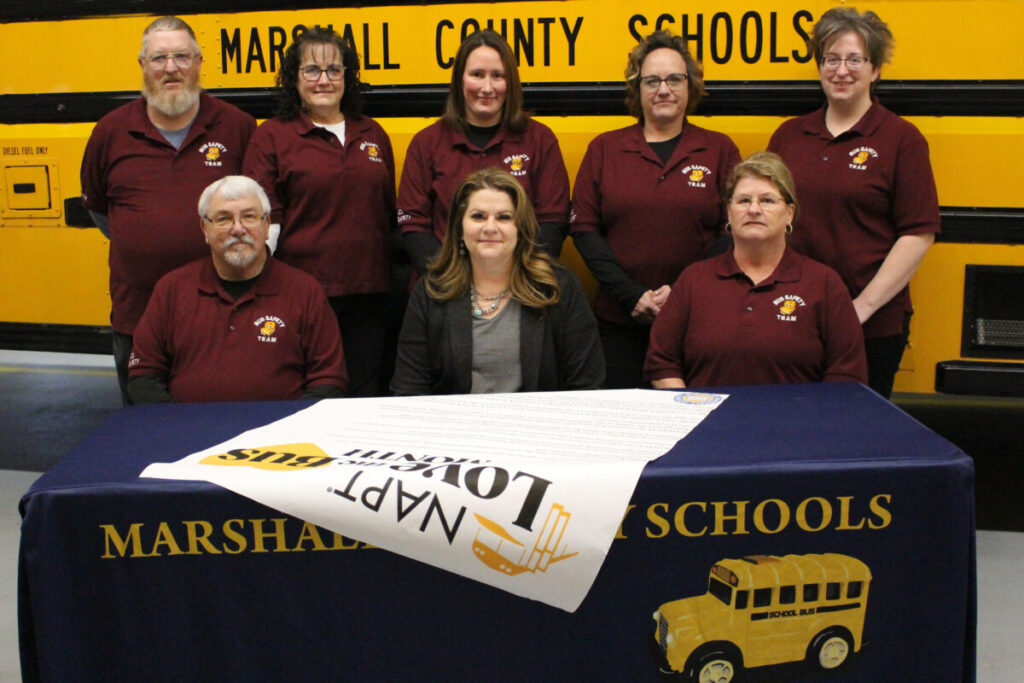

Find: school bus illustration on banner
[472,504,577,575]
[651,553,871,681]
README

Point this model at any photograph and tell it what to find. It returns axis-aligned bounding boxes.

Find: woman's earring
[459,240,467,256]
[724,223,732,234]
[786,224,794,235]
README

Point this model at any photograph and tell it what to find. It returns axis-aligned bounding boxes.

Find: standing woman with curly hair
[244,27,397,397]
[392,168,603,395]
[570,30,740,389]
[768,7,940,398]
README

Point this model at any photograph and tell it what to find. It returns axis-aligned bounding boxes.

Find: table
[19,383,975,681]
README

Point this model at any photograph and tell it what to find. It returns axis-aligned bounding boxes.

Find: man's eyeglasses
[147,53,198,69]
[300,65,345,82]
[203,213,266,230]
[638,73,688,91]
[820,55,869,70]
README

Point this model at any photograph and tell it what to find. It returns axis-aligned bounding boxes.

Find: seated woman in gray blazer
[391,167,603,395]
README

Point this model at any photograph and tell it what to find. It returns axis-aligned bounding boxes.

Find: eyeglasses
[730,195,786,209]
[300,64,345,82]
[638,73,688,91]
[203,212,266,230]
[820,55,869,70]
[146,53,198,69]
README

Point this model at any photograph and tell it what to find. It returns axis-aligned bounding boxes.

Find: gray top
[391,265,605,396]
[471,299,522,393]
[155,122,192,150]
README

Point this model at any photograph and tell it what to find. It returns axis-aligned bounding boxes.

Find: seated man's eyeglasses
[300,65,345,81]
[203,212,266,230]
[147,53,198,68]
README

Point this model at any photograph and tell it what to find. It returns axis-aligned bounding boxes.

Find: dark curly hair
[275,27,363,120]
[624,30,706,121]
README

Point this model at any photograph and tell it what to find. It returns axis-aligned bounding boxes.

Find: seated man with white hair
[127,175,347,403]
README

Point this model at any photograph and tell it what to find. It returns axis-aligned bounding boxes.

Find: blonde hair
[724,152,800,221]
[426,168,559,308]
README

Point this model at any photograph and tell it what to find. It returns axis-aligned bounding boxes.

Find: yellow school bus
[1,0,1022,394]
[651,553,871,680]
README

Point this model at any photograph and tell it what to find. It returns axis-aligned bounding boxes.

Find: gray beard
[142,81,201,119]
[223,236,259,269]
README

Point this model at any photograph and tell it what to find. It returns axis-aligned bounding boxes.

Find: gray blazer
[391,266,604,395]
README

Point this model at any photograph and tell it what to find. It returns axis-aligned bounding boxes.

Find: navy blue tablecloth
[19,383,976,681]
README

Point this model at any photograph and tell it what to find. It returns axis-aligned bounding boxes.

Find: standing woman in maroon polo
[244,28,396,397]
[768,7,939,398]
[570,30,740,389]
[398,29,570,275]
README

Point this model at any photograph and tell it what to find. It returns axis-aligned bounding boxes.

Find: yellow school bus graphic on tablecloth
[651,553,871,681]
[472,503,577,575]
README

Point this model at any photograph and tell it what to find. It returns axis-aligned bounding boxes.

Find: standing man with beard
[81,16,256,403]
[127,176,347,403]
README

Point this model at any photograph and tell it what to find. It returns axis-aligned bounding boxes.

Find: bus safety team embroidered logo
[682,165,711,188]
[505,153,530,176]
[774,295,806,321]
[360,142,383,163]
[200,142,227,167]
[848,146,878,170]
[255,315,286,342]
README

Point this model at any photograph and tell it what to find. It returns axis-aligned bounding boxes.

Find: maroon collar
[715,246,804,286]
[125,91,219,149]
[197,250,280,302]
[802,97,889,140]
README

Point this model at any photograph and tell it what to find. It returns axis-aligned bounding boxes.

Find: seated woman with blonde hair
[392,168,603,395]
[644,152,867,388]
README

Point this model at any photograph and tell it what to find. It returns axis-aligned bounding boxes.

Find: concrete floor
[1,350,1022,681]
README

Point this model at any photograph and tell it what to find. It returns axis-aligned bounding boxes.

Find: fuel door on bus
[2,159,62,220]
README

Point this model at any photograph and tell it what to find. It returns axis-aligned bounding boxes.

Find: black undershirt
[647,133,682,165]
[465,122,501,149]
[219,274,259,301]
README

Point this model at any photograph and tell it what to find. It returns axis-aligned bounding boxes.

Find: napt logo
[472,503,577,575]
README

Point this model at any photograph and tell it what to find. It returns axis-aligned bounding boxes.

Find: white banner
[141,389,726,611]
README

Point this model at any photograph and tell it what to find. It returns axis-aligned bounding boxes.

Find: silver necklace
[470,286,508,318]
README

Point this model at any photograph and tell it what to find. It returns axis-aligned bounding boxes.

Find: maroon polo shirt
[243,113,396,297]
[128,255,347,402]
[570,122,740,325]
[767,100,940,338]
[81,92,257,335]
[644,248,867,387]
[397,118,570,241]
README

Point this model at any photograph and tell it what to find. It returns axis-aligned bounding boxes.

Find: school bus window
[753,587,772,607]
[826,582,842,600]
[708,576,732,606]
[848,581,863,599]
[710,564,737,585]
[804,583,819,601]
[779,585,796,604]
[735,589,749,609]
